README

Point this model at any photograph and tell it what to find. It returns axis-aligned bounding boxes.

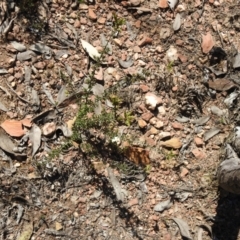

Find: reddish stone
[141,112,154,122]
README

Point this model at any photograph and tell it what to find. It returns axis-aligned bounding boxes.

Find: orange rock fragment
[1,119,25,137]
[88,8,97,21]
[159,0,168,8]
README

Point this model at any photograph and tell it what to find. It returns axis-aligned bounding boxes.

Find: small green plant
[118,111,135,126]
[166,61,174,73]
[144,164,152,174]
[112,13,126,33]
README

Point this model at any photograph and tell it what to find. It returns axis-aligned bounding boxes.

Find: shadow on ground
[212,191,240,240]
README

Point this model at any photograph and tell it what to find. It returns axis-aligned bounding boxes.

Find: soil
[0,0,240,239]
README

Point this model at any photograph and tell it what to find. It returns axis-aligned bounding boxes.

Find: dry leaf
[124,146,150,166]
[159,0,168,8]
[21,118,32,128]
[173,13,181,31]
[172,218,192,240]
[201,32,214,54]
[154,199,173,212]
[29,124,41,157]
[208,79,236,91]
[160,138,182,149]
[17,222,33,240]
[80,39,101,60]
[55,222,63,231]
[1,119,25,137]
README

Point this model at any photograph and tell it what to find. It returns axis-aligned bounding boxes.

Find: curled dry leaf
[0,128,16,154]
[124,146,150,166]
[204,127,220,141]
[80,39,101,60]
[11,41,26,52]
[192,116,210,126]
[201,32,214,54]
[29,124,42,157]
[172,218,192,240]
[160,138,182,149]
[1,119,25,137]
[17,221,33,240]
[208,79,236,91]
[118,58,134,68]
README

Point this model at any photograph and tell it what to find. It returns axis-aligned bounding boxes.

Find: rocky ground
[1,0,240,239]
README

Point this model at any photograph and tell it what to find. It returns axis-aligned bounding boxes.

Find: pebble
[88,8,97,20]
[141,112,154,122]
[138,119,147,128]
[172,122,183,130]
[194,137,204,147]
[138,36,153,47]
[192,148,206,159]
[145,92,162,110]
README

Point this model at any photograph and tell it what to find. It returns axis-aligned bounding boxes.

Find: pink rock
[138,119,147,128]
[141,112,154,122]
[180,167,189,178]
[128,198,138,207]
[194,137,204,147]
[172,122,183,130]
[192,148,206,159]
[88,8,97,20]
[97,17,106,24]
[138,36,153,47]
[139,84,149,93]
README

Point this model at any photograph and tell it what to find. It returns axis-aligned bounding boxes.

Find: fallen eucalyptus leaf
[32,109,57,124]
[29,124,41,157]
[232,53,240,69]
[192,116,210,126]
[210,105,223,116]
[94,101,102,115]
[197,224,213,240]
[29,43,51,54]
[224,92,238,108]
[57,124,72,137]
[107,167,128,201]
[24,65,31,84]
[154,199,172,212]
[173,13,181,31]
[17,50,36,61]
[42,83,55,105]
[176,116,190,123]
[208,79,236,91]
[80,39,101,60]
[100,33,112,54]
[204,127,220,141]
[31,88,40,107]
[11,41,26,52]
[160,138,182,149]
[56,85,68,105]
[172,218,192,240]
[0,128,16,154]
[0,101,8,111]
[117,58,134,68]
[92,83,104,97]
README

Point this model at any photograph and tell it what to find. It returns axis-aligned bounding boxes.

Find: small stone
[180,167,189,178]
[113,39,122,46]
[172,122,183,130]
[150,127,158,135]
[98,17,106,24]
[141,112,154,122]
[42,122,56,136]
[138,119,147,128]
[70,12,77,19]
[156,46,163,53]
[139,84,149,93]
[194,137,204,147]
[178,53,188,63]
[34,62,46,70]
[158,106,166,116]
[55,222,63,231]
[14,72,22,79]
[192,148,206,159]
[8,76,15,82]
[129,0,141,6]
[79,4,89,9]
[88,8,97,20]
[159,0,168,8]
[133,46,141,53]
[145,92,162,110]
[138,36,153,47]
[74,20,81,28]
[128,198,138,207]
[155,120,164,129]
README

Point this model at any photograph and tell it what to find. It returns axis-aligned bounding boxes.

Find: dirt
[0,0,240,239]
